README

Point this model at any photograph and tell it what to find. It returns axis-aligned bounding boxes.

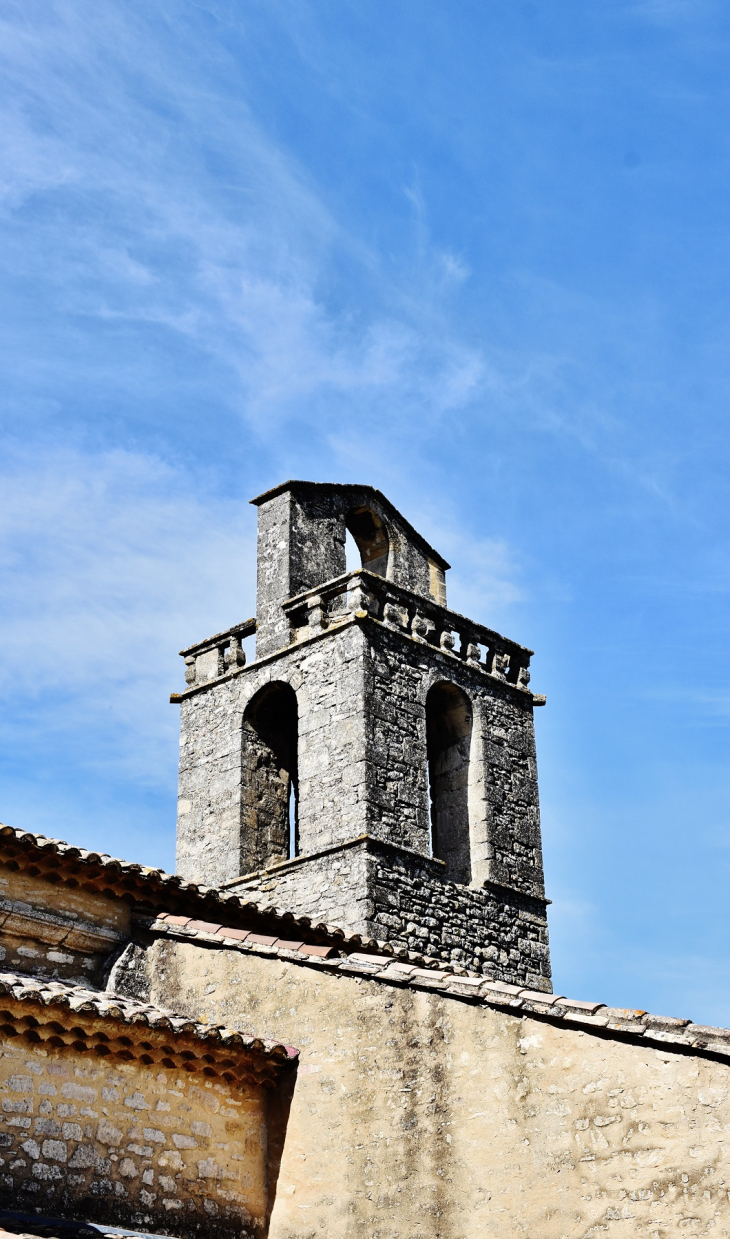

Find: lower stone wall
[123,935,730,1239]
[0,1036,266,1237]
[231,836,551,990]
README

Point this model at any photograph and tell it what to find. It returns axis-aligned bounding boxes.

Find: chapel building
[1,482,730,1239]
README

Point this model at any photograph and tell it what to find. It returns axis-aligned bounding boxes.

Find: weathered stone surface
[124,936,730,1239]
[7,818,730,1236]
[13,475,730,1237]
[232,835,550,989]
[176,476,548,988]
[250,481,449,659]
[0,1005,267,1238]
[0,867,130,987]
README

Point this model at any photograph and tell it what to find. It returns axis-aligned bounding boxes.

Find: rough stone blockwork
[0,1041,264,1239]
[235,837,550,989]
[368,849,549,987]
[364,621,544,896]
[174,479,551,989]
[0,970,294,1239]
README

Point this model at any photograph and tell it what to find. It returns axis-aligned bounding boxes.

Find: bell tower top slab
[250,481,450,658]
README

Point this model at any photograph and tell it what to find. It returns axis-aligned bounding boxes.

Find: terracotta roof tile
[0,967,296,1066]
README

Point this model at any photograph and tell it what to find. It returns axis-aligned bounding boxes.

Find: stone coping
[226,833,547,910]
[0,967,297,1081]
[178,615,255,658]
[146,916,730,1062]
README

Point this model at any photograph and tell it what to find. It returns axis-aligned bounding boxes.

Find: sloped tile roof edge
[0,824,470,974]
[145,919,730,1062]
[4,825,730,1059]
[0,966,296,1064]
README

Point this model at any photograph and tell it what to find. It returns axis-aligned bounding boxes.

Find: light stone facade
[0,1032,265,1237]
[0,866,129,988]
[120,935,730,1239]
[0,965,294,1238]
[3,827,730,1237]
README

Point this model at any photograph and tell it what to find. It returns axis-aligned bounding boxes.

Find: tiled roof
[0,824,469,973]
[146,916,730,1061]
[0,967,297,1068]
[5,825,730,1059]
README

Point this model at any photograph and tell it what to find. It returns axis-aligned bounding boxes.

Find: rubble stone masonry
[0,1037,266,1238]
[233,835,550,989]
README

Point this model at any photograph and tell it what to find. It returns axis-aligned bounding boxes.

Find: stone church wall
[176,623,368,889]
[0,1032,267,1238]
[0,866,130,988]
[234,835,550,988]
[119,933,730,1239]
[363,620,544,892]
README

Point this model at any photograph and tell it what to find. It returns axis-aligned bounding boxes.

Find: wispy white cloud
[0,1,489,454]
[0,0,693,512]
[0,446,255,782]
[425,525,526,625]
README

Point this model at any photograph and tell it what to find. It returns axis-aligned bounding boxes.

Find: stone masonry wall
[366,844,550,990]
[251,483,446,663]
[0,868,128,988]
[230,842,374,939]
[0,1035,266,1237]
[176,624,368,888]
[253,489,293,661]
[364,621,545,894]
[177,613,545,902]
[125,935,730,1239]
[232,836,551,990]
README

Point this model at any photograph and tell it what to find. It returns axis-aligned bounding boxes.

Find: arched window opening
[426,682,472,884]
[346,507,389,578]
[241,682,298,874]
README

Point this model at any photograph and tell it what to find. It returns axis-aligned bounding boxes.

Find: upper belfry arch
[249,481,449,657]
[346,505,389,578]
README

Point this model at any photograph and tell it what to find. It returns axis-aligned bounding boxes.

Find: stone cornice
[170,608,544,709]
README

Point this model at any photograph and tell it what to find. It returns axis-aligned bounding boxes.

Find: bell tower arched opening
[241,681,298,874]
[346,506,389,578]
[426,681,473,885]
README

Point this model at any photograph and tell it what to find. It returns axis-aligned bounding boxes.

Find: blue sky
[2,0,730,1022]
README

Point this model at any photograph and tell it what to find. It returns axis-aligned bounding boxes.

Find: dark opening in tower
[346,507,389,577]
[241,681,298,874]
[426,681,473,884]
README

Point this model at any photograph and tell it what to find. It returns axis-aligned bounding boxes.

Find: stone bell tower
[172,481,551,990]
